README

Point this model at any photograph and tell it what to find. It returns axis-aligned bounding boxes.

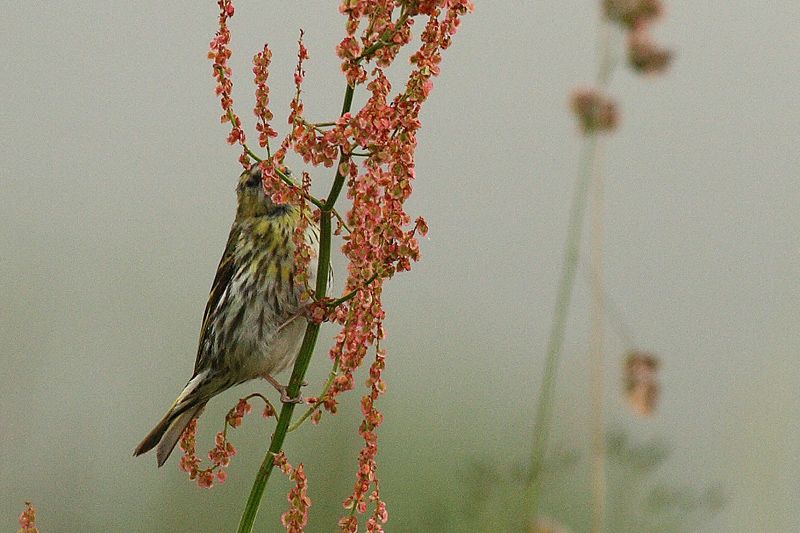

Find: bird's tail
[133,374,210,467]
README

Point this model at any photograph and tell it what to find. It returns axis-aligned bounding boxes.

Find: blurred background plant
[525,1,711,531]
[411,430,722,532]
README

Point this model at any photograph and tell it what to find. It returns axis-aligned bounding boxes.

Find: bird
[134,166,318,467]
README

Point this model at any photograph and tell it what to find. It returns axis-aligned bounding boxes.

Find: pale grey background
[2,1,798,531]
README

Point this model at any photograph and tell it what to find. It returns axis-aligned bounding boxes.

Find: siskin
[134,166,318,467]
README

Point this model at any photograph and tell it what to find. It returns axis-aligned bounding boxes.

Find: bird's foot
[280,389,304,404]
[263,374,305,404]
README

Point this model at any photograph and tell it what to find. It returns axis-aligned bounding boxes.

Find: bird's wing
[194,225,240,373]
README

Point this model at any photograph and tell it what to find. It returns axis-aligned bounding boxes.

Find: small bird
[134,166,318,467]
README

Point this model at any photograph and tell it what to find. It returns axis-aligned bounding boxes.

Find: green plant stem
[589,136,608,533]
[589,20,613,533]
[358,9,409,62]
[235,9,411,528]
[236,83,355,533]
[527,14,617,526]
[286,358,340,433]
[579,257,636,350]
[527,133,598,516]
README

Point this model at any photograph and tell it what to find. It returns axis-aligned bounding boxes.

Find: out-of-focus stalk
[589,132,608,533]
[528,12,616,528]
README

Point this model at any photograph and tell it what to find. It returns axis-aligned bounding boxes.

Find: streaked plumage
[134,167,317,466]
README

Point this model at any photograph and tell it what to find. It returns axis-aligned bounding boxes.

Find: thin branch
[236,82,356,533]
[301,119,336,135]
[357,8,410,62]
[332,207,352,234]
[579,257,637,351]
[286,357,340,433]
[240,392,278,415]
[527,17,618,527]
[527,133,598,508]
[243,143,264,163]
[327,271,381,308]
[589,118,608,533]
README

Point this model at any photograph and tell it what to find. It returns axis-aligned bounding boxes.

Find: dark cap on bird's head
[237,165,263,192]
[236,165,293,218]
[237,165,293,191]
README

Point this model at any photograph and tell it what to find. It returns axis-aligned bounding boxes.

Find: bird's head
[235,166,292,219]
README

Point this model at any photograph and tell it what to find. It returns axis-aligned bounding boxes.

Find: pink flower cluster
[253,45,278,150]
[209,0,246,148]
[274,452,311,533]
[329,4,471,531]
[18,502,38,533]
[178,418,232,488]
[337,1,414,85]
[253,33,317,293]
[205,1,473,529]
[178,397,275,488]
[292,172,315,296]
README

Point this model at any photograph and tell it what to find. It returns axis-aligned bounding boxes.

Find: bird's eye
[245,173,262,188]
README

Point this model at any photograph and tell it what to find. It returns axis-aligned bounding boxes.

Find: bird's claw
[278,387,304,404]
[263,373,306,404]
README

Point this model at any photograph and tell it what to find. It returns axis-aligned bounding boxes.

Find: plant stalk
[236,83,355,533]
[589,136,607,533]
[527,134,598,519]
[527,12,616,526]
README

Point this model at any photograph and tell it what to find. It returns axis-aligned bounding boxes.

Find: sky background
[2,1,799,531]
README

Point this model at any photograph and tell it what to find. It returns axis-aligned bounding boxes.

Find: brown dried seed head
[628,26,674,75]
[624,350,661,416]
[570,88,620,134]
[603,0,664,29]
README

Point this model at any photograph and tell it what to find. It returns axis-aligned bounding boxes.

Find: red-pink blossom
[178,395,272,488]
[209,0,246,150]
[202,1,473,526]
[273,452,311,533]
[18,502,38,533]
[253,44,278,149]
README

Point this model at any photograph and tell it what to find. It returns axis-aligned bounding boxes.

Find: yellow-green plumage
[134,167,317,466]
